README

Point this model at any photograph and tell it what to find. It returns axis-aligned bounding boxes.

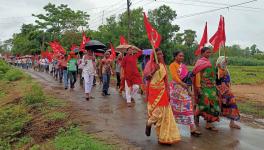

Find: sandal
[229,124,241,129]
[145,124,151,136]
[191,130,202,137]
[206,126,218,132]
[85,97,90,101]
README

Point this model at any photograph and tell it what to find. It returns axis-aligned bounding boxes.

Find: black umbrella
[85,40,107,53]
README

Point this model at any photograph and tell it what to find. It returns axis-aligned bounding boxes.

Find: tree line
[0,3,263,65]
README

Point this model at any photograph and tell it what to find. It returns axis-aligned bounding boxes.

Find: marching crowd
[10,46,241,145]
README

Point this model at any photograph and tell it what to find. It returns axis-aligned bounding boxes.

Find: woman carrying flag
[144,48,180,144]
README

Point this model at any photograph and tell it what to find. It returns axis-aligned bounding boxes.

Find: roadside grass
[53,127,115,150]
[45,112,67,121]
[238,101,264,118]
[0,60,115,150]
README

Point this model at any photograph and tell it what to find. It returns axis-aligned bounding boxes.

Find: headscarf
[192,57,212,74]
[216,56,230,80]
[216,56,227,70]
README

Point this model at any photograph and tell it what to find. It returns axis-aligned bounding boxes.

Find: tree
[11,24,42,55]
[33,3,89,37]
[148,5,180,63]
[183,29,196,47]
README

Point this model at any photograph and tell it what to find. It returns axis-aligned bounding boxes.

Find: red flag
[49,41,65,54]
[209,16,226,52]
[109,43,116,60]
[120,35,128,45]
[70,44,78,51]
[143,12,161,48]
[46,51,53,62]
[195,22,208,56]
[80,32,90,51]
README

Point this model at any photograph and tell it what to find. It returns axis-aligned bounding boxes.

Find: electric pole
[102,10,105,24]
[127,0,131,43]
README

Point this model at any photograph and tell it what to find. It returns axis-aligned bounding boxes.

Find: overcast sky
[0,0,263,50]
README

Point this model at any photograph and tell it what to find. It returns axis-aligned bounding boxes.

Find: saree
[146,63,180,144]
[193,57,220,123]
[169,62,194,125]
[216,56,240,121]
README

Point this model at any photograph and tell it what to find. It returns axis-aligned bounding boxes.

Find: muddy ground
[25,69,264,150]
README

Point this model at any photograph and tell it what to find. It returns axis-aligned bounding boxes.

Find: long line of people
[11,46,241,145]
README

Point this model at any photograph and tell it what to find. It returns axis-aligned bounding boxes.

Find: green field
[167,66,264,85]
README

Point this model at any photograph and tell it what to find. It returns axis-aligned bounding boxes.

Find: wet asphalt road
[25,69,264,150]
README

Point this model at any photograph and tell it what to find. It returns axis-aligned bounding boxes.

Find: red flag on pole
[195,22,208,56]
[80,32,90,51]
[120,35,128,45]
[70,44,78,51]
[49,41,65,54]
[209,16,226,52]
[109,43,116,60]
[143,12,161,49]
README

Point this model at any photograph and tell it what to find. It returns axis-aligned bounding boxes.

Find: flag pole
[151,43,158,64]
[151,41,161,77]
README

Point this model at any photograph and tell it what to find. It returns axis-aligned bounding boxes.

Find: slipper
[145,125,151,136]
[230,124,241,129]
[86,97,89,101]
[206,126,218,132]
[191,130,202,137]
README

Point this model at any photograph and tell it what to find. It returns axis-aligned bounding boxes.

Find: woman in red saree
[144,48,180,144]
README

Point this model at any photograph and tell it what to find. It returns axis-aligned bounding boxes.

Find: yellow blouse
[169,62,183,84]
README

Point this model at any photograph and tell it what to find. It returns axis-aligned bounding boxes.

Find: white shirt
[82,55,96,76]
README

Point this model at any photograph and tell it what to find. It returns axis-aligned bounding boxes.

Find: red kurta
[122,51,143,87]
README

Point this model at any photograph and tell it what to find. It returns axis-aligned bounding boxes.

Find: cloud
[0,0,263,51]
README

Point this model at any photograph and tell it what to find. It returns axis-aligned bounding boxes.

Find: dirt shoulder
[232,84,264,103]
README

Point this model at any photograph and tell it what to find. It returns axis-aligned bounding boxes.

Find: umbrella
[85,40,107,53]
[143,49,152,55]
[116,44,132,52]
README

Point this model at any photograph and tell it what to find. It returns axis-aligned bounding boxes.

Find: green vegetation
[4,69,24,81]
[54,127,114,150]
[46,112,67,121]
[0,60,113,150]
[23,84,45,106]
[0,105,31,142]
[15,136,32,149]
[238,101,264,118]
[228,66,264,84]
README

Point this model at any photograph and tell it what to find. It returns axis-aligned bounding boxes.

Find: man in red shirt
[122,46,142,107]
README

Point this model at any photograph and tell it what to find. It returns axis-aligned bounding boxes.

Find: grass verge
[0,60,115,150]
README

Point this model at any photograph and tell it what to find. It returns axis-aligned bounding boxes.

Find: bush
[54,127,114,150]
[4,69,24,81]
[23,84,45,106]
[0,60,10,79]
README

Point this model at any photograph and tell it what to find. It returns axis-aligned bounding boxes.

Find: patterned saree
[146,63,181,144]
